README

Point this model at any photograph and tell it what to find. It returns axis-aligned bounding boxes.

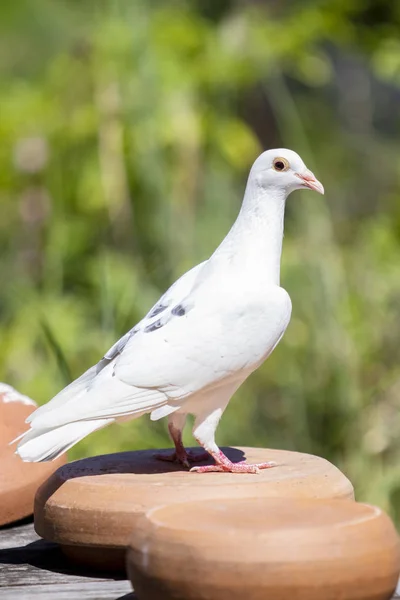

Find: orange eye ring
[273,157,290,172]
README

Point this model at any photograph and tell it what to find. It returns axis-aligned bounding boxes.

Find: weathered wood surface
[0,518,399,599]
[0,519,134,599]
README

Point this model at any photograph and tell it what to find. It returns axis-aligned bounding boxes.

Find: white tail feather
[26,366,97,424]
[27,360,167,430]
[15,418,113,462]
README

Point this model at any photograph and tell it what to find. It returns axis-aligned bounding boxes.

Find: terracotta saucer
[127,497,400,600]
[0,384,65,527]
[34,446,353,570]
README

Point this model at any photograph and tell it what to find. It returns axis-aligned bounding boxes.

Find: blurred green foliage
[2,0,400,521]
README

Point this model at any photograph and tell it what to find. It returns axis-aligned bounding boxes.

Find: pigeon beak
[295,169,324,195]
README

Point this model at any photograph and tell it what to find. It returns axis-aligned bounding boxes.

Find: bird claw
[190,460,277,474]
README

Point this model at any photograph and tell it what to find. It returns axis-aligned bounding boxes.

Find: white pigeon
[15,149,323,473]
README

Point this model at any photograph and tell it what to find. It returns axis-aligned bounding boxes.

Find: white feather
[15,418,113,462]
[25,366,98,423]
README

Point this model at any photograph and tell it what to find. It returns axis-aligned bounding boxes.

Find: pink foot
[154,449,210,469]
[190,450,277,474]
[190,461,276,474]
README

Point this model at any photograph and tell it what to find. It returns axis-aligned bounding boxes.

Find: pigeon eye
[273,157,289,172]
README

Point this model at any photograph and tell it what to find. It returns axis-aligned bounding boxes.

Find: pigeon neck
[215,181,287,285]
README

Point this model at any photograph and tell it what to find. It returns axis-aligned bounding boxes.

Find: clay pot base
[34,446,354,571]
[127,497,400,600]
[0,386,65,527]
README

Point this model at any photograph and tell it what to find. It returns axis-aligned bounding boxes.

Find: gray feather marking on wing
[147,303,169,318]
[97,327,138,373]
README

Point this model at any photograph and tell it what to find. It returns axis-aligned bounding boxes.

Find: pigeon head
[250,148,324,196]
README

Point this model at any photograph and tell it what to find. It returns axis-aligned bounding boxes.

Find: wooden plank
[0,581,134,600]
[0,520,134,599]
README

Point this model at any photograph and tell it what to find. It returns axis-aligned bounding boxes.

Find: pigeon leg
[154,413,209,468]
[190,406,276,474]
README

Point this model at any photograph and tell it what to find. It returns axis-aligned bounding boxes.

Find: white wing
[96,260,207,373]
[114,284,292,399]
[26,261,207,429]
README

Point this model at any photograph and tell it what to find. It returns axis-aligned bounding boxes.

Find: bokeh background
[2,0,400,520]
